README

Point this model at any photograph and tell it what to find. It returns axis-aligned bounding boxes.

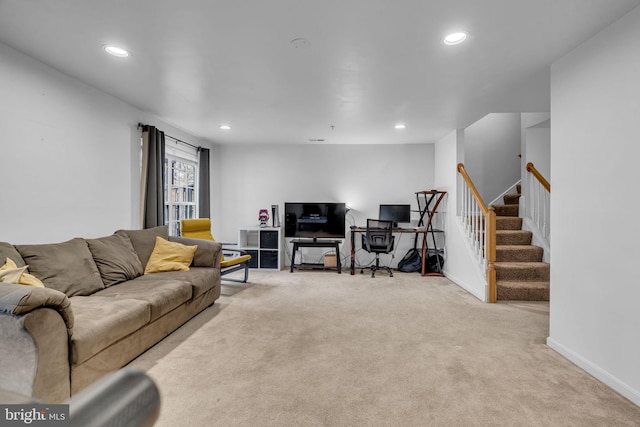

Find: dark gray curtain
[198,147,211,218]
[142,125,165,228]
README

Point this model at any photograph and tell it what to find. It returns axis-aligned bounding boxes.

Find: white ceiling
[1,0,639,145]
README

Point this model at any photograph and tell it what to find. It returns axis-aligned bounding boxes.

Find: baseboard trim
[443,271,486,302]
[546,337,640,407]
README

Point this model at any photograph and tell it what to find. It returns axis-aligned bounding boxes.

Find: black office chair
[361,219,395,278]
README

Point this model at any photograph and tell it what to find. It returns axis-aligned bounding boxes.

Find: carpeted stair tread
[495,262,550,281]
[497,280,550,301]
[503,194,521,205]
[467,216,523,230]
[492,204,519,217]
[496,230,532,245]
[496,217,523,230]
[491,189,547,301]
[496,245,543,262]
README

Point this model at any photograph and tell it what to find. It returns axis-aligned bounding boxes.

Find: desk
[290,239,342,273]
[350,226,430,275]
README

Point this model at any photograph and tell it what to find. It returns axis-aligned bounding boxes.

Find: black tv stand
[290,239,342,273]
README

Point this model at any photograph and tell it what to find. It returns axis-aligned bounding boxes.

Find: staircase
[492,186,550,301]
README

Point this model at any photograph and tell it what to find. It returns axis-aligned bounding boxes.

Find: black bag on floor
[426,254,445,273]
[398,248,422,272]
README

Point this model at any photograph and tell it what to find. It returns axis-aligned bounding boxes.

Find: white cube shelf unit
[238,227,282,270]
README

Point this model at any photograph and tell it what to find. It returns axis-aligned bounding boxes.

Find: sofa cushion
[115,226,169,268]
[144,237,197,274]
[143,267,218,299]
[168,236,221,268]
[69,296,150,365]
[0,243,25,268]
[16,238,104,297]
[86,234,144,287]
[93,276,192,321]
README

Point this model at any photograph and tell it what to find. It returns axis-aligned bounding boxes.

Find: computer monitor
[378,204,411,227]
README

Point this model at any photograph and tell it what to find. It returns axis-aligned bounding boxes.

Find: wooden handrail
[457,164,490,214]
[526,162,551,192]
[457,163,497,303]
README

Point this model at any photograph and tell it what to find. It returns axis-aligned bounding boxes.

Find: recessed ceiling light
[219,125,231,130]
[443,32,468,46]
[103,45,130,57]
[395,124,406,130]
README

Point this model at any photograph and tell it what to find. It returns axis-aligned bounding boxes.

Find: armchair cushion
[221,254,252,268]
[179,218,250,283]
[180,218,215,241]
[180,218,225,260]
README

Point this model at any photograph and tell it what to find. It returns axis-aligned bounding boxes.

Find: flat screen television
[284,202,346,239]
[379,204,411,227]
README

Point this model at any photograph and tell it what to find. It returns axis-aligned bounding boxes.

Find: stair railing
[457,163,497,303]
[488,180,521,208]
[525,162,551,242]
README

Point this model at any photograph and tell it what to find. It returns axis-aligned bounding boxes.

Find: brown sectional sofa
[0,225,222,403]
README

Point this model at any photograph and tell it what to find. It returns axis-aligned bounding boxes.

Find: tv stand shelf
[289,239,342,273]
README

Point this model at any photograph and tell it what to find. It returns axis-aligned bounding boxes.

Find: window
[164,142,198,236]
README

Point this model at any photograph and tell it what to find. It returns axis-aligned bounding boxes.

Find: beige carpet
[129,271,640,426]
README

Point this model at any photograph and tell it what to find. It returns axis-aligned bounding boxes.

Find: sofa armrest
[0,284,74,335]
[0,285,73,402]
[168,236,222,268]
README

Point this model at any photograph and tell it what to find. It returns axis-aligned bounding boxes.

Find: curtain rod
[137,122,201,150]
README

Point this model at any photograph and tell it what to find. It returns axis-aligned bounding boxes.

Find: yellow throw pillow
[144,237,198,274]
[0,265,27,283]
[1,257,20,270]
[0,258,45,287]
[18,272,46,287]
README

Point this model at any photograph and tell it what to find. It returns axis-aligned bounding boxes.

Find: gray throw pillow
[15,238,104,297]
[86,234,144,287]
[0,242,26,267]
[115,225,169,268]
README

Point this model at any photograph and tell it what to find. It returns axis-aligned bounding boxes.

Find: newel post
[486,207,497,303]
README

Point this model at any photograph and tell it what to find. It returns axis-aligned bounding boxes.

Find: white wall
[0,42,209,244]
[521,122,551,261]
[213,143,435,268]
[464,113,522,203]
[434,130,486,300]
[548,5,640,406]
[522,113,551,181]
[524,128,550,180]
